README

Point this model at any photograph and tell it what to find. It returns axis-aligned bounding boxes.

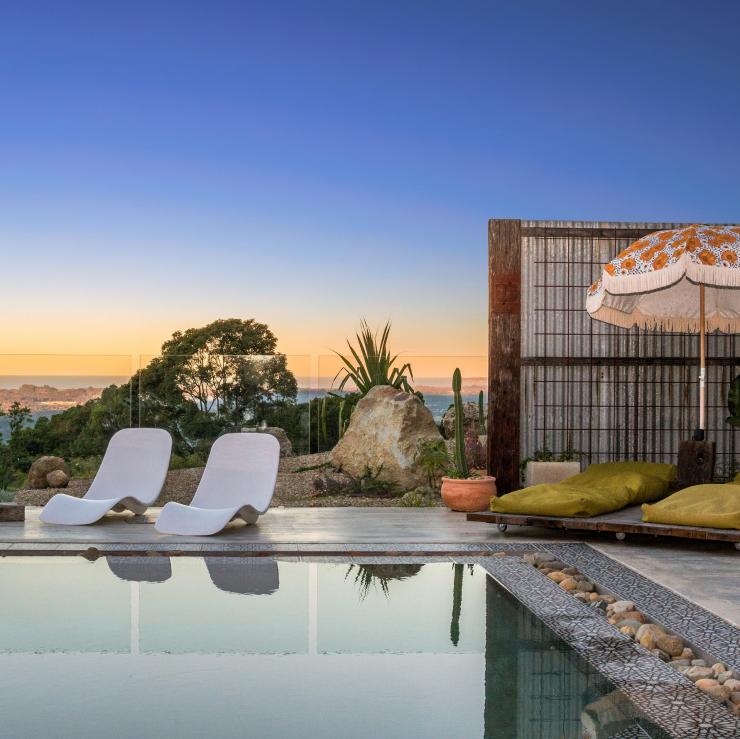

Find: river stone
[724,679,740,692]
[27,456,70,489]
[637,624,665,649]
[711,662,727,675]
[46,469,70,488]
[669,659,691,668]
[613,610,646,625]
[330,386,444,492]
[685,666,715,682]
[691,659,707,667]
[441,401,482,440]
[679,648,694,660]
[547,571,567,583]
[609,600,635,615]
[655,633,684,658]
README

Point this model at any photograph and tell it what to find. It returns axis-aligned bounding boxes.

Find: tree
[139,319,297,451]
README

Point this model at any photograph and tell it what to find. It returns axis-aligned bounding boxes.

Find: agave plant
[333,320,416,396]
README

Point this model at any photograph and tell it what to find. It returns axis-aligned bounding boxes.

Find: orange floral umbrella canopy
[586,224,740,332]
[587,224,740,438]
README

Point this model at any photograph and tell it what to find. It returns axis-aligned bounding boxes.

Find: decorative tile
[475,555,740,739]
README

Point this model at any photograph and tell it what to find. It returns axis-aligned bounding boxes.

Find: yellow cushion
[641,485,740,530]
[490,461,677,517]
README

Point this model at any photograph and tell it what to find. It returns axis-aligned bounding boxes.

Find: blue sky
[1,1,739,361]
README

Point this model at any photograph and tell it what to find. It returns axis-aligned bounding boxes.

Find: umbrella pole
[696,283,706,440]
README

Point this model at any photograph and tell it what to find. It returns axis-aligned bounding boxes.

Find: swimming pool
[0,556,666,738]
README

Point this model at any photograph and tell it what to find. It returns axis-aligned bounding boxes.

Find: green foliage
[451,368,470,479]
[398,489,438,507]
[478,390,485,435]
[727,374,740,428]
[415,439,451,489]
[333,320,416,396]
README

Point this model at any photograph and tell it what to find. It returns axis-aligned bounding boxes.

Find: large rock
[441,401,483,439]
[330,385,444,492]
[244,427,293,457]
[27,456,70,489]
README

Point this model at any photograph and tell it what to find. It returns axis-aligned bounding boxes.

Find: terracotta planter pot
[440,476,496,512]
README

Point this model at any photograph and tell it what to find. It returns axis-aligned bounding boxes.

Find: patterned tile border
[524,543,739,672]
[475,555,740,739]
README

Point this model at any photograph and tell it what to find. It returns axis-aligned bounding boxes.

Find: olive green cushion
[490,462,676,517]
[642,484,740,530]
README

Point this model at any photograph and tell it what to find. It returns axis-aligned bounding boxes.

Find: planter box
[524,461,581,487]
[0,502,25,522]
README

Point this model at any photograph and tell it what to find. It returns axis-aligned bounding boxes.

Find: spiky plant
[333,320,416,396]
[478,390,486,435]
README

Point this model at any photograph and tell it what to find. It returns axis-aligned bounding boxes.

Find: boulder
[46,469,70,488]
[252,427,293,457]
[441,402,482,440]
[330,386,444,492]
[27,456,70,489]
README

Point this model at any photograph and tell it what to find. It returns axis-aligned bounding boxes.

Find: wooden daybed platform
[467,505,740,548]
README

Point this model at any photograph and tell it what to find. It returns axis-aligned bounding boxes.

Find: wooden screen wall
[488,219,739,493]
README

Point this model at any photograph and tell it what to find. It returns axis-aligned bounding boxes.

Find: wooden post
[488,219,522,494]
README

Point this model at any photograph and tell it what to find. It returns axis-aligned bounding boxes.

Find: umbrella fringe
[587,304,737,333]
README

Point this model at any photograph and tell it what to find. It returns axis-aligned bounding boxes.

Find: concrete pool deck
[2,506,739,625]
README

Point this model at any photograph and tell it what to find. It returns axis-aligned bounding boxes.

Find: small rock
[573,579,595,593]
[559,577,578,591]
[533,552,558,567]
[706,685,732,702]
[717,671,733,684]
[539,568,554,575]
[679,648,694,660]
[711,662,727,675]
[523,554,537,566]
[608,600,635,615]
[691,659,707,667]
[573,592,590,602]
[544,560,566,571]
[685,666,714,682]
[668,659,691,668]
[655,634,684,658]
[561,566,580,576]
[636,624,665,650]
[620,625,639,637]
[600,594,616,604]
[724,679,740,692]
[46,469,70,488]
[695,678,720,690]
[547,571,567,583]
[651,648,671,662]
[730,691,740,705]
[613,611,646,625]
[729,701,740,717]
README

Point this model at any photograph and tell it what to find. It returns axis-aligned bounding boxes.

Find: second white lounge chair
[40,428,172,525]
[154,432,280,536]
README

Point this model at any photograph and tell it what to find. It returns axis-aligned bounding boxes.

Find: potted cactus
[440,369,497,511]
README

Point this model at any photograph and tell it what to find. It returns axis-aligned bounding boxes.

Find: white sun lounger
[154,432,279,536]
[40,428,172,525]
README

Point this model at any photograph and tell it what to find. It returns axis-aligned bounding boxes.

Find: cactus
[478,390,485,435]
[452,368,470,478]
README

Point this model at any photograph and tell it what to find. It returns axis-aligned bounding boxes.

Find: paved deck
[2,507,739,624]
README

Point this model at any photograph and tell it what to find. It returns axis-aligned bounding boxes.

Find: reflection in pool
[0,557,661,738]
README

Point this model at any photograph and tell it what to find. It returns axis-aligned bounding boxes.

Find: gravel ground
[14,452,427,508]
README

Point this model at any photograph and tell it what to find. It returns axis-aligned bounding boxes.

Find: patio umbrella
[586,224,740,440]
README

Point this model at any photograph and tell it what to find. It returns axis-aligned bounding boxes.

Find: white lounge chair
[154,432,279,536]
[40,428,172,525]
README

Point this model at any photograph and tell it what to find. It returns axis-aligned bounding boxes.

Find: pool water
[0,557,661,738]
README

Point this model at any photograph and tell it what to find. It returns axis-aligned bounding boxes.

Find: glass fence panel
[0,354,134,493]
[137,353,313,467]
[316,354,488,453]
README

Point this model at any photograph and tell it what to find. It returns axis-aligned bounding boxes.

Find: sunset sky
[3,2,740,375]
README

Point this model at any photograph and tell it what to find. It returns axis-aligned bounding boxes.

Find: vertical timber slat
[488,219,522,494]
